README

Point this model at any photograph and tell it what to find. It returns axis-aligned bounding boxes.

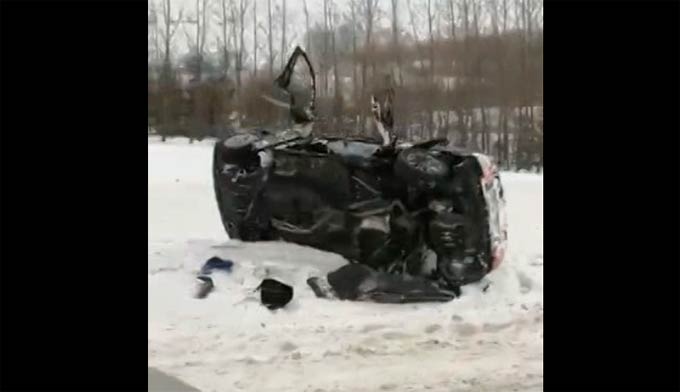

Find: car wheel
[212,142,242,239]
[394,147,450,186]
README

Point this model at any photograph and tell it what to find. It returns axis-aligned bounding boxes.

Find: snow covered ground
[148,137,543,392]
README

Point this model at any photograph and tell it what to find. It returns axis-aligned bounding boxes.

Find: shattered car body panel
[212,47,507,290]
[474,153,508,271]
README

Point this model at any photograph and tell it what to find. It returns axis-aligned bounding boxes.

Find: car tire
[212,142,242,239]
[213,140,274,241]
[394,147,450,186]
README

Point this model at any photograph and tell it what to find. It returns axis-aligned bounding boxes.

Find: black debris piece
[257,278,294,310]
[320,263,458,304]
[195,275,214,299]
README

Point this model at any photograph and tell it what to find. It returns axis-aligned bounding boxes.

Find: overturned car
[212,47,507,298]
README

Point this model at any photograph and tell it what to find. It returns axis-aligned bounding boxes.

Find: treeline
[148,0,543,170]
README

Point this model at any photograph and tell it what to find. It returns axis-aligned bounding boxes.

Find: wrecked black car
[212,47,507,297]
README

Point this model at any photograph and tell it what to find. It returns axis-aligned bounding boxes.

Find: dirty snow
[148,137,543,392]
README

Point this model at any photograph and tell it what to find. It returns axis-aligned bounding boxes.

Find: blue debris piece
[200,256,234,275]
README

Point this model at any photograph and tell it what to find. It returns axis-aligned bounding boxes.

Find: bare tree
[327,0,341,122]
[446,0,456,39]
[445,0,457,144]
[303,0,311,54]
[426,0,437,136]
[149,0,161,134]
[406,0,425,70]
[407,0,431,140]
[253,0,258,78]
[321,0,330,96]
[448,0,472,147]
[180,0,210,143]
[280,0,287,69]
[155,0,184,142]
[361,0,379,91]
[239,0,248,91]
[513,0,527,148]
[158,0,183,75]
[472,0,489,153]
[390,0,403,86]
[230,0,248,94]
[148,1,161,63]
[184,0,209,81]
[346,0,359,110]
[526,0,539,125]
[360,0,380,131]
[215,0,231,78]
[266,0,276,78]
[230,1,239,80]
[485,0,510,165]
[427,0,435,84]
[435,0,443,40]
